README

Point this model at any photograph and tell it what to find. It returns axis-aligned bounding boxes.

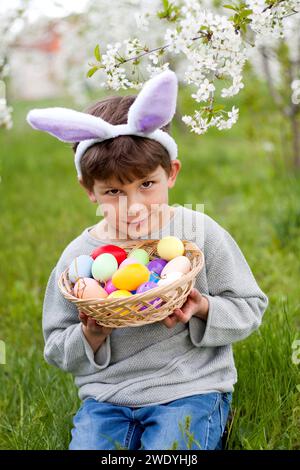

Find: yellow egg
[107,289,133,316]
[157,236,185,261]
[111,263,150,291]
[107,290,133,299]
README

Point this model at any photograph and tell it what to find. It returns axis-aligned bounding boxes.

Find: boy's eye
[105,189,121,195]
[104,181,154,195]
[141,181,154,189]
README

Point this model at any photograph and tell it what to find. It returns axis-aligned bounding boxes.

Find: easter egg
[107,289,133,316]
[157,236,184,261]
[107,290,132,299]
[157,271,183,286]
[128,249,149,265]
[136,281,161,312]
[147,258,168,276]
[149,272,160,283]
[119,257,139,268]
[90,244,127,265]
[92,253,118,282]
[160,256,191,278]
[73,278,108,300]
[138,297,163,311]
[136,281,157,294]
[104,279,118,295]
[112,263,150,291]
[69,255,93,283]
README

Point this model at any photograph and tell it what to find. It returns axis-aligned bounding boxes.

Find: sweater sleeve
[42,263,111,375]
[189,228,269,347]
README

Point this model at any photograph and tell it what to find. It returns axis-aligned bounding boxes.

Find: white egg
[160,256,191,279]
[157,271,184,286]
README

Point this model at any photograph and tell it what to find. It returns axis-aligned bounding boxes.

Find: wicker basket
[58,239,204,328]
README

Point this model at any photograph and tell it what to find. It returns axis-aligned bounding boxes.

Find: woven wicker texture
[58,239,204,328]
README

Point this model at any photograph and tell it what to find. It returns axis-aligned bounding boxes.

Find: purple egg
[136,281,157,294]
[139,297,163,311]
[135,281,163,311]
[147,258,168,276]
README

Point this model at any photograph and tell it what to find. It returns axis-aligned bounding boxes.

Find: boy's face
[80,161,181,239]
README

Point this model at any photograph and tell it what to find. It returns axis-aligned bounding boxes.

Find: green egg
[92,253,118,282]
[128,248,149,265]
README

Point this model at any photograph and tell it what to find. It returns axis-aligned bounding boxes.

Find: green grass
[0,78,299,449]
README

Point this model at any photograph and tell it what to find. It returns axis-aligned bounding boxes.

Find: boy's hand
[79,311,113,353]
[161,288,209,329]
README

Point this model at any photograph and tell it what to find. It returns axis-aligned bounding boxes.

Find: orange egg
[111,263,150,291]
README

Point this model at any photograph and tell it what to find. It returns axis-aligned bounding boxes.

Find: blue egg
[69,255,94,283]
[149,272,160,283]
[131,289,137,295]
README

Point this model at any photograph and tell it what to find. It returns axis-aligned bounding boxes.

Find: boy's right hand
[78,311,113,353]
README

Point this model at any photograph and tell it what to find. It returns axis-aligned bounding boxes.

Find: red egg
[91,244,127,265]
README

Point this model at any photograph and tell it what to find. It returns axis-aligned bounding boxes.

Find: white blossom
[292,339,300,365]
[291,79,300,105]
[191,79,215,102]
[2,0,300,133]
[0,97,13,129]
[182,112,210,134]
[262,141,275,152]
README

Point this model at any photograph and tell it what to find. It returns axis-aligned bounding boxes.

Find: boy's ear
[168,159,181,188]
[78,178,97,203]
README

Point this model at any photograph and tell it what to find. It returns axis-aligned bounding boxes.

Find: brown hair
[72,95,172,191]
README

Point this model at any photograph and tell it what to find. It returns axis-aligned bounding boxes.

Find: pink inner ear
[28,115,102,142]
[128,73,178,133]
[39,123,100,142]
[138,115,163,133]
[26,108,112,142]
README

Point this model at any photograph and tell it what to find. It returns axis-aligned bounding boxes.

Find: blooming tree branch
[87,0,300,135]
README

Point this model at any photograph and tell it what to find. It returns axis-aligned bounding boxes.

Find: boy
[27,70,268,450]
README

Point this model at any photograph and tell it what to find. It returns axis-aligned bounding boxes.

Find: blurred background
[0,0,299,450]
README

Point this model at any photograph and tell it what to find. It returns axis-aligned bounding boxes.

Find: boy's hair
[72,95,172,191]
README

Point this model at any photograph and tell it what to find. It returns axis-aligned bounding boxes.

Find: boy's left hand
[161,288,209,329]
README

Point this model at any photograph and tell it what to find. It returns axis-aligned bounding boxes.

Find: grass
[0,77,299,449]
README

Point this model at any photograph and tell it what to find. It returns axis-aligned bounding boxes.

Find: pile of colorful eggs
[68,236,191,310]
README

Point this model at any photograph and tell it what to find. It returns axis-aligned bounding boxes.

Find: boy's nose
[127,202,148,221]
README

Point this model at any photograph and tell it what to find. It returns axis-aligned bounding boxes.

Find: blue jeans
[69,392,232,450]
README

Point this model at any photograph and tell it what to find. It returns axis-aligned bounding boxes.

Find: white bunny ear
[26,107,114,142]
[127,69,178,134]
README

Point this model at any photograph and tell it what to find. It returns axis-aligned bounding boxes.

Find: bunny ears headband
[26,69,179,179]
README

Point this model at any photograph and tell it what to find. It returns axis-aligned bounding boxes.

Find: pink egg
[104,279,118,295]
[119,257,139,268]
[73,278,108,299]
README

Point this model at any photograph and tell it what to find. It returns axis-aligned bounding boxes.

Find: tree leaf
[94,44,101,62]
[223,4,237,11]
[87,66,98,78]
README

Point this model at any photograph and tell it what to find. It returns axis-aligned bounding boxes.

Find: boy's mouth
[126,217,147,226]
[125,213,151,226]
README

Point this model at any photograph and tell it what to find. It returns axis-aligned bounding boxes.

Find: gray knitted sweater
[42,205,268,407]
